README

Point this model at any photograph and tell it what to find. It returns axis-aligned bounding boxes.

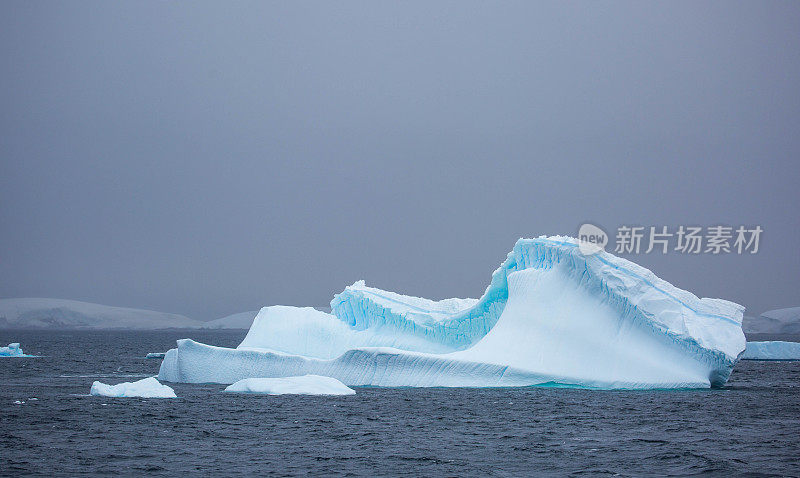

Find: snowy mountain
[743,307,800,335]
[0,298,202,330]
[202,311,259,329]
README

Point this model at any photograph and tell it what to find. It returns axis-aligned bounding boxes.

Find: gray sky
[1,1,798,320]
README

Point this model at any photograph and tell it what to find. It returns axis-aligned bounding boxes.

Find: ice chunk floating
[741,341,800,361]
[224,375,355,395]
[90,377,177,398]
[0,343,28,357]
[159,236,746,389]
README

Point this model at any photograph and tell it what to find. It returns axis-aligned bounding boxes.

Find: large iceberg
[159,236,746,389]
[741,341,800,360]
[90,377,177,398]
[224,375,355,395]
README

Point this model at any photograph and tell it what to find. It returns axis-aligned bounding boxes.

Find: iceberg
[224,375,355,395]
[145,352,166,359]
[90,377,177,398]
[741,341,800,361]
[159,236,746,389]
[0,343,27,357]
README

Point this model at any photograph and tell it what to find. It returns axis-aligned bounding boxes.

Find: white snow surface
[0,343,26,357]
[159,236,746,389]
[90,377,177,398]
[741,341,800,360]
[0,298,202,330]
[224,375,355,395]
[203,311,259,329]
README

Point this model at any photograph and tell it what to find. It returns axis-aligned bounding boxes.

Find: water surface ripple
[1,330,798,476]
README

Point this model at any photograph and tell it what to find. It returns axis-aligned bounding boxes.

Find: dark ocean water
[1,330,799,477]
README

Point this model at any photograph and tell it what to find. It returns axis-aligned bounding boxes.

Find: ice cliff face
[330,281,481,350]
[741,341,800,360]
[159,236,746,389]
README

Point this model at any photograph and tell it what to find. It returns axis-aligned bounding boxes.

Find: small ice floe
[224,375,355,396]
[0,343,28,357]
[90,377,177,398]
[145,352,166,359]
[14,400,24,404]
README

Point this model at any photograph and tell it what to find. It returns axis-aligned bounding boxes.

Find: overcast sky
[1,1,798,320]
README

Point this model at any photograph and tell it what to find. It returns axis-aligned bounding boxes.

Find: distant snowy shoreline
[0,299,329,331]
[0,298,201,330]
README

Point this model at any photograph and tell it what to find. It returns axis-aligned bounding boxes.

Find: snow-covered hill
[0,298,202,330]
[743,307,800,335]
[202,311,259,329]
